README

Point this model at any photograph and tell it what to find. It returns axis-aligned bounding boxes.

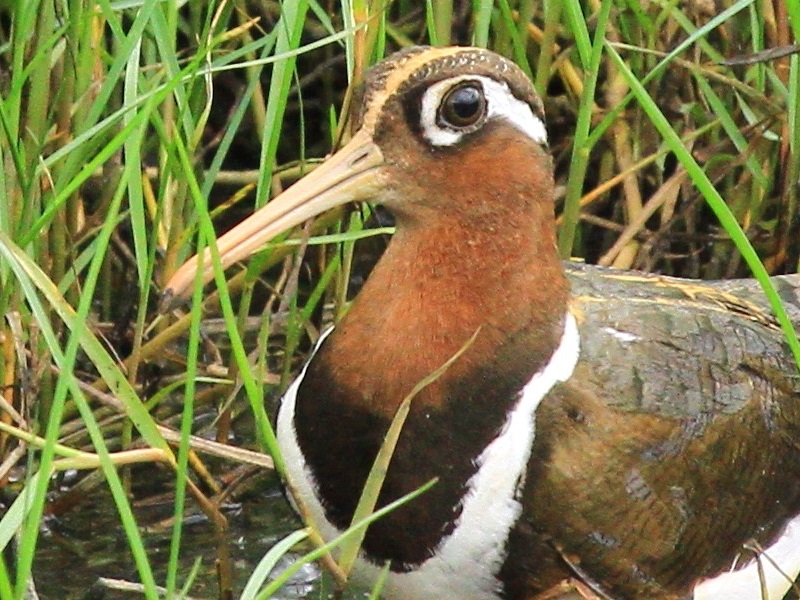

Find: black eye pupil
[440,82,486,128]
[450,87,480,119]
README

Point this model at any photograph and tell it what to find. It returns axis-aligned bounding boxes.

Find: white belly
[693,513,800,600]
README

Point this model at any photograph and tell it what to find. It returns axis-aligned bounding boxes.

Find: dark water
[30,468,323,599]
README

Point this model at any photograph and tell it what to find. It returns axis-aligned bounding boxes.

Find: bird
[164,46,800,600]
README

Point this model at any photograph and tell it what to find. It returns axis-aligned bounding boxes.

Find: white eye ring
[419,74,548,148]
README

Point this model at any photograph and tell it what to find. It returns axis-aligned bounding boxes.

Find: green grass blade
[562,0,591,69]
[472,0,493,48]
[123,36,149,289]
[557,0,612,258]
[240,529,310,600]
[254,1,311,208]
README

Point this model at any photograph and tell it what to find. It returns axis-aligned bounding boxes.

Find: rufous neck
[325,205,569,416]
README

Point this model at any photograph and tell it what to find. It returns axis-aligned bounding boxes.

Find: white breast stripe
[277,314,581,600]
[420,75,548,148]
[693,512,800,600]
[276,327,337,528]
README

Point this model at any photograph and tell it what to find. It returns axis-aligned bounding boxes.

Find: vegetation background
[0,0,798,598]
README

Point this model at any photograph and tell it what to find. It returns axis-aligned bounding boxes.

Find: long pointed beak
[162,129,386,305]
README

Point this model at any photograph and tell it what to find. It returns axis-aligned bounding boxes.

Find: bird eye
[437,81,486,129]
